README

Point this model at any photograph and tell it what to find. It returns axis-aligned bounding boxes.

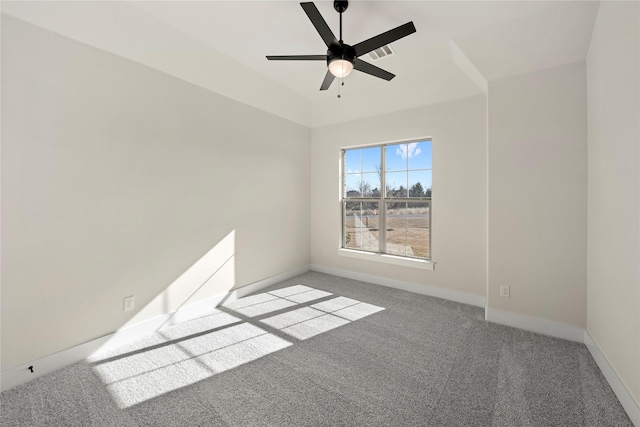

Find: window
[342,140,432,260]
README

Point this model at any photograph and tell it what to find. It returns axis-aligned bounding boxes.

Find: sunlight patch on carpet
[92,323,290,408]
[256,288,385,340]
[92,285,384,409]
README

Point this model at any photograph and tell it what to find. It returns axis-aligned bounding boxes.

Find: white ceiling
[2,1,600,127]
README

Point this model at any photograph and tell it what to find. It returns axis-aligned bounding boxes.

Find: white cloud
[396,143,422,160]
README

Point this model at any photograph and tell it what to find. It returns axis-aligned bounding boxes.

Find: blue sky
[344,141,432,192]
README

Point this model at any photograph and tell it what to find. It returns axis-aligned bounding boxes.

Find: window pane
[386,201,430,259]
[385,171,407,197]
[344,201,379,252]
[407,201,430,259]
[344,174,362,197]
[385,202,407,256]
[361,147,381,173]
[408,170,432,198]
[344,149,361,173]
[408,141,432,170]
[362,172,379,197]
[344,173,380,198]
[385,144,408,172]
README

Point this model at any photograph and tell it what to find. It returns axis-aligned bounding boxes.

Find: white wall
[586,1,640,406]
[487,62,588,328]
[310,96,487,299]
[1,16,310,370]
[1,1,312,127]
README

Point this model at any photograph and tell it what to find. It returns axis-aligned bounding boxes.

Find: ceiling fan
[266,1,416,91]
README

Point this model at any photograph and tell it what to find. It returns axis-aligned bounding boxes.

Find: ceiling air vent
[369,44,396,61]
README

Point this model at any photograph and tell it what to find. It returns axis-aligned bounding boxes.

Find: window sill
[337,249,435,270]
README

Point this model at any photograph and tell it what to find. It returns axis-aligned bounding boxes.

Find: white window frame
[340,139,433,269]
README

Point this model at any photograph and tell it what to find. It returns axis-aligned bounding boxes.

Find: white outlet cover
[500,286,510,298]
[123,296,135,311]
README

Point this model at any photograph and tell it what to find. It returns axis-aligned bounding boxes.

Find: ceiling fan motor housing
[327,43,355,66]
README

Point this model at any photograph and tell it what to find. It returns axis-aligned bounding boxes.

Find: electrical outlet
[323,249,328,257]
[500,286,510,298]
[123,295,135,312]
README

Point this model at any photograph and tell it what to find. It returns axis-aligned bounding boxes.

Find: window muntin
[342,140,432,260]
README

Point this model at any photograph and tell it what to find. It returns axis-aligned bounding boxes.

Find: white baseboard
[584,331,640,427]
[310,263,486,307]
[484,308,584,342]
[0,265,310,393]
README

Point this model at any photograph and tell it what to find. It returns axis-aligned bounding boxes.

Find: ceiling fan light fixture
[328,58,354,77]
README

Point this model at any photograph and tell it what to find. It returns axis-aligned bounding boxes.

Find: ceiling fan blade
[320,70,335,90]
[301,2,338,48]
[353,22,416,57]
[266,55,326,60]
[354,59,395,81]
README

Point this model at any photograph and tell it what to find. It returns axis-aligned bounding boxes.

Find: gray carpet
[1,271,633,426]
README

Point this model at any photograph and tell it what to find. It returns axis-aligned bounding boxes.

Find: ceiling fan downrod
[335,1,348,42]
